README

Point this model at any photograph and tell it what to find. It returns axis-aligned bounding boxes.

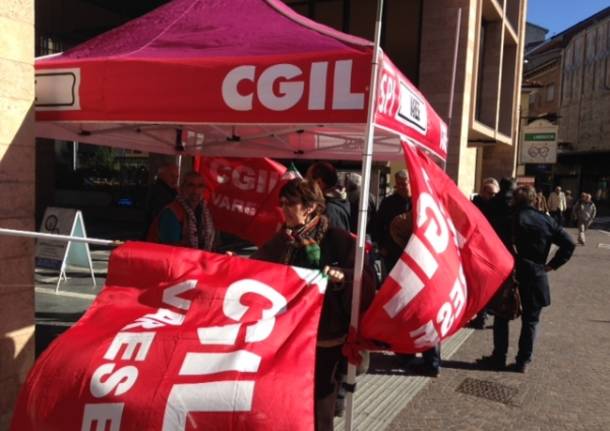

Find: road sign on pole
[520,120,558,164]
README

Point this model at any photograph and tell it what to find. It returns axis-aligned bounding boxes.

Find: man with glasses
[147,171,216,250]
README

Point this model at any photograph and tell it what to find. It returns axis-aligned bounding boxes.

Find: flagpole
[444,7,462,172]
[345,1,384,430]
[0,227,123,247]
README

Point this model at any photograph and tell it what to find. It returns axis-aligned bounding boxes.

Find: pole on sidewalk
[444,7,462,172]
[345,1,384,430]
[0,227,123,247]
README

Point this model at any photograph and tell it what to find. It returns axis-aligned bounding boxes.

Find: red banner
[197,157,287,246]
[360,142,513,352]
[12,242,327,431]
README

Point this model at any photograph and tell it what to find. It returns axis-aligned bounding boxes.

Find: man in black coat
[480,185,575,372]
[372,169,412,276]
[306,162,351,232]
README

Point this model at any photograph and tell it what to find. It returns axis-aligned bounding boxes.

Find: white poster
[36,207,78,269]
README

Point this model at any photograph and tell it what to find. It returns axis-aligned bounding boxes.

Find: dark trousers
[492,304,542,364]
[315,346,343,431]
[423,344,441,370]
[550,210,563,226]
[516,304,542,364]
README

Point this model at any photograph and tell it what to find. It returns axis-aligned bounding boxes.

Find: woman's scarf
[176,195,215,250]
[282,215,329,267]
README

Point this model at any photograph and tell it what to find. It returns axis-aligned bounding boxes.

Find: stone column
[0,1,36,429]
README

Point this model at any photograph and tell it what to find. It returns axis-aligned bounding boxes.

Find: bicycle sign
[521,123,558,164]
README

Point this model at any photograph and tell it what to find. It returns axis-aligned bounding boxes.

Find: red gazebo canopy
[35,0,447,161]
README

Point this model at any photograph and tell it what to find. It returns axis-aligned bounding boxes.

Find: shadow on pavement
[367,352,437,376]
[440,359,491,371]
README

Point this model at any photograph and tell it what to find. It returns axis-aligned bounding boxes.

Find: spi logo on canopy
[378,63,428,135]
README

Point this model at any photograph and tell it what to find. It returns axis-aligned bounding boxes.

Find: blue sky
[527,0,610,37]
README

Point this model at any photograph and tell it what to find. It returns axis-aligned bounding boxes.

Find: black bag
[489,275,522,320]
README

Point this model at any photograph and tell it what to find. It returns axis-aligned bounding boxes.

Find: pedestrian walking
[565,190,574,225]
[547,186,567,226]
[534,190,549,214]
[572,192,597,245]
[479,186,575,372]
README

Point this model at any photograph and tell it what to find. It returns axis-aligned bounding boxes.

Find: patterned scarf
[282,215,329,268]
[176,196,215,250]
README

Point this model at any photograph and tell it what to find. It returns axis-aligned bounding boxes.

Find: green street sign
[524,133,556,141]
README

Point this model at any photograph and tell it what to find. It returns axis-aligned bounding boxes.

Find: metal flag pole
[345,0,384,429]
[0,227,123,247]
[444,7,462,172]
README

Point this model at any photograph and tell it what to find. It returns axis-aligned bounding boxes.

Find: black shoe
[468,317,486,329]
[334,398,345,417]
[509,362,528,373]
[468,320,485,329]
[396,353,416,368]
[413,364,440,378]
[476,355,506,371]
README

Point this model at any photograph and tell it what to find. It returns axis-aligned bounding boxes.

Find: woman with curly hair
[252,178,375,431]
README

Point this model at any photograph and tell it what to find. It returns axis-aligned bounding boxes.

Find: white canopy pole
[344,1,384,430]
[0,227,123,247]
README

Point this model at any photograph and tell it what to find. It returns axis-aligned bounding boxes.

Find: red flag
[197,157,287,246]
[360,142,513,353]
[11,242,327,431]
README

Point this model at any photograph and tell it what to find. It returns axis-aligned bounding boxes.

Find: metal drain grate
[456,378,518,404]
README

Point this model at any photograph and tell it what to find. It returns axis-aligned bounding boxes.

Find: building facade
[0,1,36,429]
[523,7,610,203]
[287,0,528,194]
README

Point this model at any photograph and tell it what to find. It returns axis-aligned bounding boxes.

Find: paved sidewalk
[385,227,610,431]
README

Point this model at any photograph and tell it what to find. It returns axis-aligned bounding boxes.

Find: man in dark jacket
[344,172,377,235]
[469,177,500,329]
[372,169,411,275]
[480,185,575,372]
[488,177,516,250]
[306,162,351,232]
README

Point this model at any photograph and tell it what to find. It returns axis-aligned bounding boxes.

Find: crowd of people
[141,162,592,430]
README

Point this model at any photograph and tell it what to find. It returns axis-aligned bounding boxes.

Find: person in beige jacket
[547,186,567,226]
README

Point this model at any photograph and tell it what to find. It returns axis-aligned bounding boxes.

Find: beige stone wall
[0,1,36,429]
[528,65,561,117]
[559,16,610,152]
[419,0,477,194]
